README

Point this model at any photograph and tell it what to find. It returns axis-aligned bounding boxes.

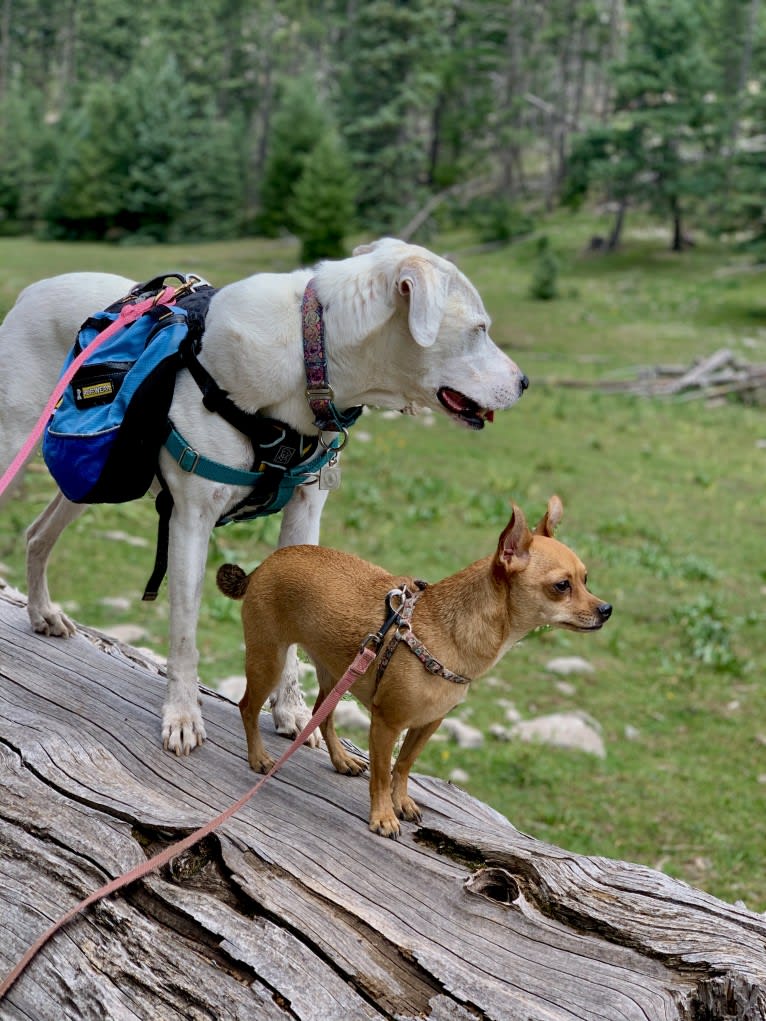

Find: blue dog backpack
[42,275,215,504]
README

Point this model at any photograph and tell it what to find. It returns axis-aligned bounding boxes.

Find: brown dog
[217,495,611,837]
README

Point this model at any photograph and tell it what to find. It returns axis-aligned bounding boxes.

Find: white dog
[0,238,528,755]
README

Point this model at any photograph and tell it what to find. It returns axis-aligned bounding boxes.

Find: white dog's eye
[476,322,487,334]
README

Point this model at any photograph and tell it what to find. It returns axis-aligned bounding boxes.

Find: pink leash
[0,286,177,501]
[0,644,378,1000]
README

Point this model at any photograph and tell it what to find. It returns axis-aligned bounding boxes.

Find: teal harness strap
[165,426,266,487]
[164,425,341,502]
[144,425,342,602]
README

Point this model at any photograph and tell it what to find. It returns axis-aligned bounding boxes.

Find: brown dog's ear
[495,504,532,574]
[533,494,564,537]
[398,257,451,348]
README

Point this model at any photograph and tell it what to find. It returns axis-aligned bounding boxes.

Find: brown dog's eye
[553,580,571,593]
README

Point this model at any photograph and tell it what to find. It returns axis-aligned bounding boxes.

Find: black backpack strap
[142,482,174,602]
[178,332,259,436]
[178,333,320,474]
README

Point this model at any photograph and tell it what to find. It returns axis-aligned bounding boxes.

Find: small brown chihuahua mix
[217,495,611,838]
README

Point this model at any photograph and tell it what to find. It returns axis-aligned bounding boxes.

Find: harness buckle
[306,383,335,403]
[177,445,201,474]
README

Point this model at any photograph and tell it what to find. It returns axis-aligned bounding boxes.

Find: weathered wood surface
[1,583,765,1021]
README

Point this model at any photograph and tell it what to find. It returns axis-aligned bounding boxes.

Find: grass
[1,217,765,909]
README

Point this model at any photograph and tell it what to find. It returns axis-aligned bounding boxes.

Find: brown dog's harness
[373,584,472,686]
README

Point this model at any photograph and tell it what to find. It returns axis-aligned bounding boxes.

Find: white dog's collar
[302,278,363,434]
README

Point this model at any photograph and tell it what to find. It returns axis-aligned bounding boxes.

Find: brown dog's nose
[597,603,612,621]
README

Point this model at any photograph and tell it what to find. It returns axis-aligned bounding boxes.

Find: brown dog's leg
[313,673,367,776]
[391,719,443,823]
[368,708,403,838]
[240,645,288,773]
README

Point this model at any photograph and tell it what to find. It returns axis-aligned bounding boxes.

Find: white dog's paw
[28,605,76,638]
[162,703,207,756]
[270,700,321,748]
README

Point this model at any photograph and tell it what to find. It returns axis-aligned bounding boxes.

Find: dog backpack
[42,274,216,504]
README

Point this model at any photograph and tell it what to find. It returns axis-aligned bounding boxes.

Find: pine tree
[291,130,356,264]
[563,0,720,250]
[335,0,449,232]
[0,82,51,232]
[43,42,243,241]
[256,77,331,237]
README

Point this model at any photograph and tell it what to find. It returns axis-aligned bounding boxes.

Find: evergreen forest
[0,0,764,257]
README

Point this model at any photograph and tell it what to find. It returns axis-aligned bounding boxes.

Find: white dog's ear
[353,241,377,256]
[397,257,451,348]
[533,494,564,537]
[353,237,399,256]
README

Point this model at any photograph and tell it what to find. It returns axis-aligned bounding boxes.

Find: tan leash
[0,644,378,1001]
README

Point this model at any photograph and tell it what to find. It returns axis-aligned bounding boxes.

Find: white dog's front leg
[162,497,219,755]
[270,484,330,744]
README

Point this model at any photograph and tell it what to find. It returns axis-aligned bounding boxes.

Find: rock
[508,711,605,758]
[217,675,246,702]
[334,700,370,730]
[449,768,470,784]
[488,723,511,741]
[545,656,595,676]
[99,530,150,548]
[100,596,132,611]
[441,718,484,749]
[101,623,147,645]
[554,680,577,696]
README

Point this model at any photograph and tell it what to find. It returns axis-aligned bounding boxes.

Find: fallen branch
[537,348,766,400]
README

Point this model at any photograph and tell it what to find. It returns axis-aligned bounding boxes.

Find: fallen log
[1,583,765,1021]
[538,348,766,401]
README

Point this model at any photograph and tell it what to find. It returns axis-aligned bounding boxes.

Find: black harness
[142,277,362,600]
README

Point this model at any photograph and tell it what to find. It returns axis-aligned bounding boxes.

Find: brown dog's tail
[216,563,250,600]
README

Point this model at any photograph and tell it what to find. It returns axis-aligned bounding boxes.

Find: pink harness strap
[0,286,177,501]
[0,645,377,1001]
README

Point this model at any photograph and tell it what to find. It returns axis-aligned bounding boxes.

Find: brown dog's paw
[332,753,368,776]
[395,796,422,824]
[369,813,401,839]
[251,753,276,774]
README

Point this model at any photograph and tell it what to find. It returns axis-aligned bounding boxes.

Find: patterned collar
[301,277,363,434]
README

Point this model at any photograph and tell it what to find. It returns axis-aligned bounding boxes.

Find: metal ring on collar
[319,426,349,452]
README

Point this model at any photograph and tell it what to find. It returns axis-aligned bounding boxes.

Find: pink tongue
[485,410,494,423]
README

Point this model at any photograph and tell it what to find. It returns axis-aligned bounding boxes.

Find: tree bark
[1,583,765,1021]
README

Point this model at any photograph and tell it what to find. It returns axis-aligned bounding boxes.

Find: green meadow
[1,218,764,909]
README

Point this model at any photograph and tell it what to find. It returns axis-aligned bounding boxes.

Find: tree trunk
[1,583,766,1021]
[607,197,628,250]
[671,195,684,252]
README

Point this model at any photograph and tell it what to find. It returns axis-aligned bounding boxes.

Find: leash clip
[358,586,411,654]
